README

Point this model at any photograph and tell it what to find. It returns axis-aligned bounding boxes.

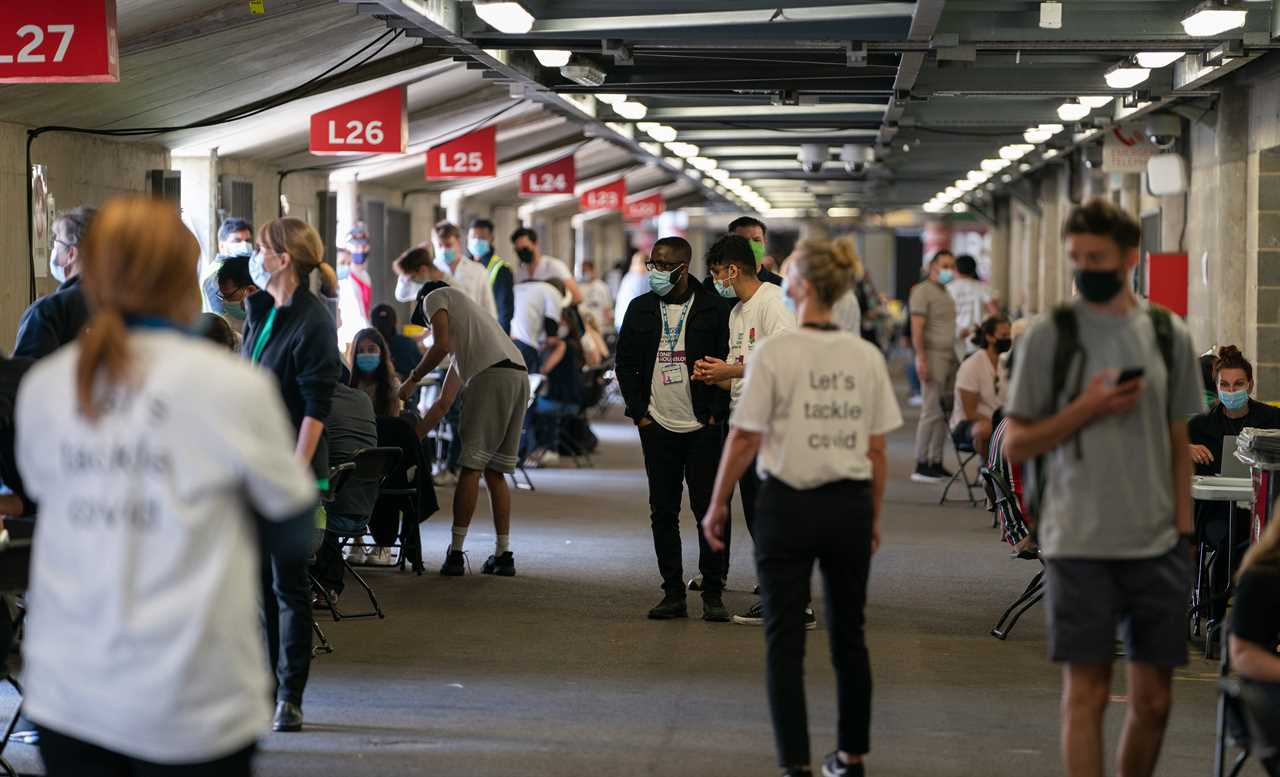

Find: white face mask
[222,240,253,258]
[249,249,274,290]
[49,249,66,284]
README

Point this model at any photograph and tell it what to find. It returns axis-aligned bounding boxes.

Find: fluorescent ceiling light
[596,93,627,105]
[1079,95,1114,109]
[614,101,647,120]
[689,156,718,171]
[981,158,1009,173]
[708,168,731,181]
[473,1,535,34]
[952,203,969,213]
[1057,100,1091,122]
[1105,61,1150,89]
[649,103,884,119]
[678,129,876,141]
[1135,51,1186,69]
[1024,127,1054,144]
[1000,144,1034,161]
[665,142,699,158]
[532,49,571,67]
[636,121,658,131]
[1018,163,1032,172]
[1181,2,1247,36]
[967,170,989,184]
[828,208,861,217]
[640,142,662,156]
[956,180,977,192]
[1043,148,1059,159]
[944,186,962,199]
[1039,123,1065,134]
[646,124,678,143]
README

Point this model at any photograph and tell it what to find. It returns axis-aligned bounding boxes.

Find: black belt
[490,359,528,372]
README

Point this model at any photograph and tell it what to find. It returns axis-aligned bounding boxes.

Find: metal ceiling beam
[933,3,1273,42]
[524,3,915,34]
[879,0,946,147]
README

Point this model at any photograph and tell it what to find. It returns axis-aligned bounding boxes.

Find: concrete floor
[3,396,1228,776]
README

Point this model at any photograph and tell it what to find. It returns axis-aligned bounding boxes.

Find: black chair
[0,518,32,777]
[373,415,438,575]
[1215,617,1280,777]
[315,447,402,621]
[938,395,982,507]
[979,467,1044,641]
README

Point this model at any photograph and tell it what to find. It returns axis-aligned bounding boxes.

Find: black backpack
[1027,303,1176,519]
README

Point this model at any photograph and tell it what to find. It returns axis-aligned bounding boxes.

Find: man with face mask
[1004,198,1203,777]
[616,236,731,622]
[468,219,514,335]
[14,207,97,361]
[214,257,258,339]
[728,216,782,287]
[432,221,497,321]
[200,218,254,317]
[510,227,584,305]
[908,250,959,483]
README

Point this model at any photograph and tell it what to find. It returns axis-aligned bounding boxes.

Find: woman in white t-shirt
[704,238,903,777]
[15,197,317,776]
[949,315,1011,458]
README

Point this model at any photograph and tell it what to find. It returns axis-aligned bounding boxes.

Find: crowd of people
[0,193,1277,777]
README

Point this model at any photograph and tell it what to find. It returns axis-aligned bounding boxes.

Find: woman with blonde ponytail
[14,196,316,776]
[703,238,903,777]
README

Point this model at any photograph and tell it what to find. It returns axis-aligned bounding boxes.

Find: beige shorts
[458,366,530,474]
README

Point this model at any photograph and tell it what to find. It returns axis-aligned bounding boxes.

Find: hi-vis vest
[484,254,509,287]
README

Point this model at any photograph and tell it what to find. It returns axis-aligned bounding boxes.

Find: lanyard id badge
[658,299,691,385]
[661,362,684,385]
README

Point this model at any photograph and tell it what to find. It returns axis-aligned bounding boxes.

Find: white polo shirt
[442,255,498,320]
[15,331,317,763]
[733,327,903,489]
[512,281,564,348]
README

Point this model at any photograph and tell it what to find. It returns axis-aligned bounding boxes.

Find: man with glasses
[14,207,97,360]
[214,257,258,340]
[616,236,731,622]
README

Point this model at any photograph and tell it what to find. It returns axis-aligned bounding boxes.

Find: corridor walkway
[3,393,1222,777]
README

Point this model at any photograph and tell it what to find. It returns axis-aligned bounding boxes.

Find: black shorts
[1044,545,1193,666]
[951,420,974,447]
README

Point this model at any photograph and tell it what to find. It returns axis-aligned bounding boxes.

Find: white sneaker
[540,451,561,467]
[366,546,392,565]
[433,470,457,487]
[345,543,368,565]
[908,394,924,407]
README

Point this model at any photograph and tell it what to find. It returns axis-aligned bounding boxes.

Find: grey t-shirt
[1005,300,1204,560]
[423,286,524,384]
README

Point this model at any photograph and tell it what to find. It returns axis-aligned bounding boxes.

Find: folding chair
[980,467,1044,641]
[1215,617,1280,777]
[314,447,401,621]
[373,415,438,575]
[511,375,545,492]
[942,394,977,504]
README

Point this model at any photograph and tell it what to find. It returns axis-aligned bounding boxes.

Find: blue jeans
[906,354,921,396]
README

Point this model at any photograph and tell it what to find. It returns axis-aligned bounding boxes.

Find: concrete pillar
[1037,169,1063,312]
[403,191,438,248]
[333,174,360,251]
[989,198,1011,307]
[1254,143,1280,398]
[173,152,217,271]
[441,189,465,230]
[862,230,895,297]
[1216,83,1250,361]
[492,204,519,262]
[550,216,574,264]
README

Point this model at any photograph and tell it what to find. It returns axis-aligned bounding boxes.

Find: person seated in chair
[1230,516,1280,774]
[950,316,1010,459]
[1189,346,1280,624]
[527,307,590,467]
[312,383,380,601]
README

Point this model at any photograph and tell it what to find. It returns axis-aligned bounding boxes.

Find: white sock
[496,534,510,556]
[450,527,468,552]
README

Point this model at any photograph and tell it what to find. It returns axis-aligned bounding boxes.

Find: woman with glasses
[242,218,342,733]
[703,238,902,777]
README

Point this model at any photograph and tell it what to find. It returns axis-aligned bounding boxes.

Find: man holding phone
[1003,198,1203,777]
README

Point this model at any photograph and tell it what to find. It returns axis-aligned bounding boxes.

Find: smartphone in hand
[1116,367,1145,385]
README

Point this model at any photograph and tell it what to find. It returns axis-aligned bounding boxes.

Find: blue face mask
[223,300,246,321]
[337,264,351,281]
[355,353,382,373]
[648,266,683,297]
[780,276,798,315]
[714,279,737,299]
[249,249,273,290]
[1220,388,1249,411]
[468,238,490,258]
[938,269,955,285]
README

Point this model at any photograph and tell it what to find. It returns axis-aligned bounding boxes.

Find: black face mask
[993,338,1013,354]
[516,248,535,264]
[1075,269,1124,304]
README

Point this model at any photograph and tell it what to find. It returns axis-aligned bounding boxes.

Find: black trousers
[261,552,313,706]
[756,477,874,768]
[639,422,726,596]
[37,726,254,777]
[311,531,347,595]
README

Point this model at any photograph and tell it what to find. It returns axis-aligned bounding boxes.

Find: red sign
[0,0,118,83]
[520,155,575,196]
[579,179,626,212]
[309,87,407,155]
[624,193,665,221]
[1146,252,1188,317]
[426,125,497,179]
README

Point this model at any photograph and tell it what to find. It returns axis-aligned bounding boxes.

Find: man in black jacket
[14,207,96,360]
[616,236,731,622]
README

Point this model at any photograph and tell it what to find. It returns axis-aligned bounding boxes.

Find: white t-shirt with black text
[727,282,795,410]
[733,328,903,489]
[15,331,317,763]
[647,297,702,433]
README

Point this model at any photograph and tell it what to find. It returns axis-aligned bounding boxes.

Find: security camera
[798,144,826,174]
[839,144,875,175]
[1144,114,1182,150]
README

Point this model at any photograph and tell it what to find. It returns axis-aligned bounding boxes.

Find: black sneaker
[733,600,765,625]
[930,461,954,479]
[440,549,467,576]
[910,462,942,484]
[482,552,516,577]
[647,594,688,620]
[821,753,863,777]
[8,714,37,745]
[702,593,730,622]
[272,701,304,733]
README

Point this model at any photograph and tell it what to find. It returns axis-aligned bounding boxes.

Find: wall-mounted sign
[426,125,497,179]
[0,0,119,83]
[624,193,665,221]
[520,155,575,196]
[579,179,625,212]
[1102,126,1161,173]
[309,87,407,155]
[1146,252,1188,316]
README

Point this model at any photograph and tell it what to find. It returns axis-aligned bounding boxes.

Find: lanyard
[250,307,279,364]
[660,298,692,351]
